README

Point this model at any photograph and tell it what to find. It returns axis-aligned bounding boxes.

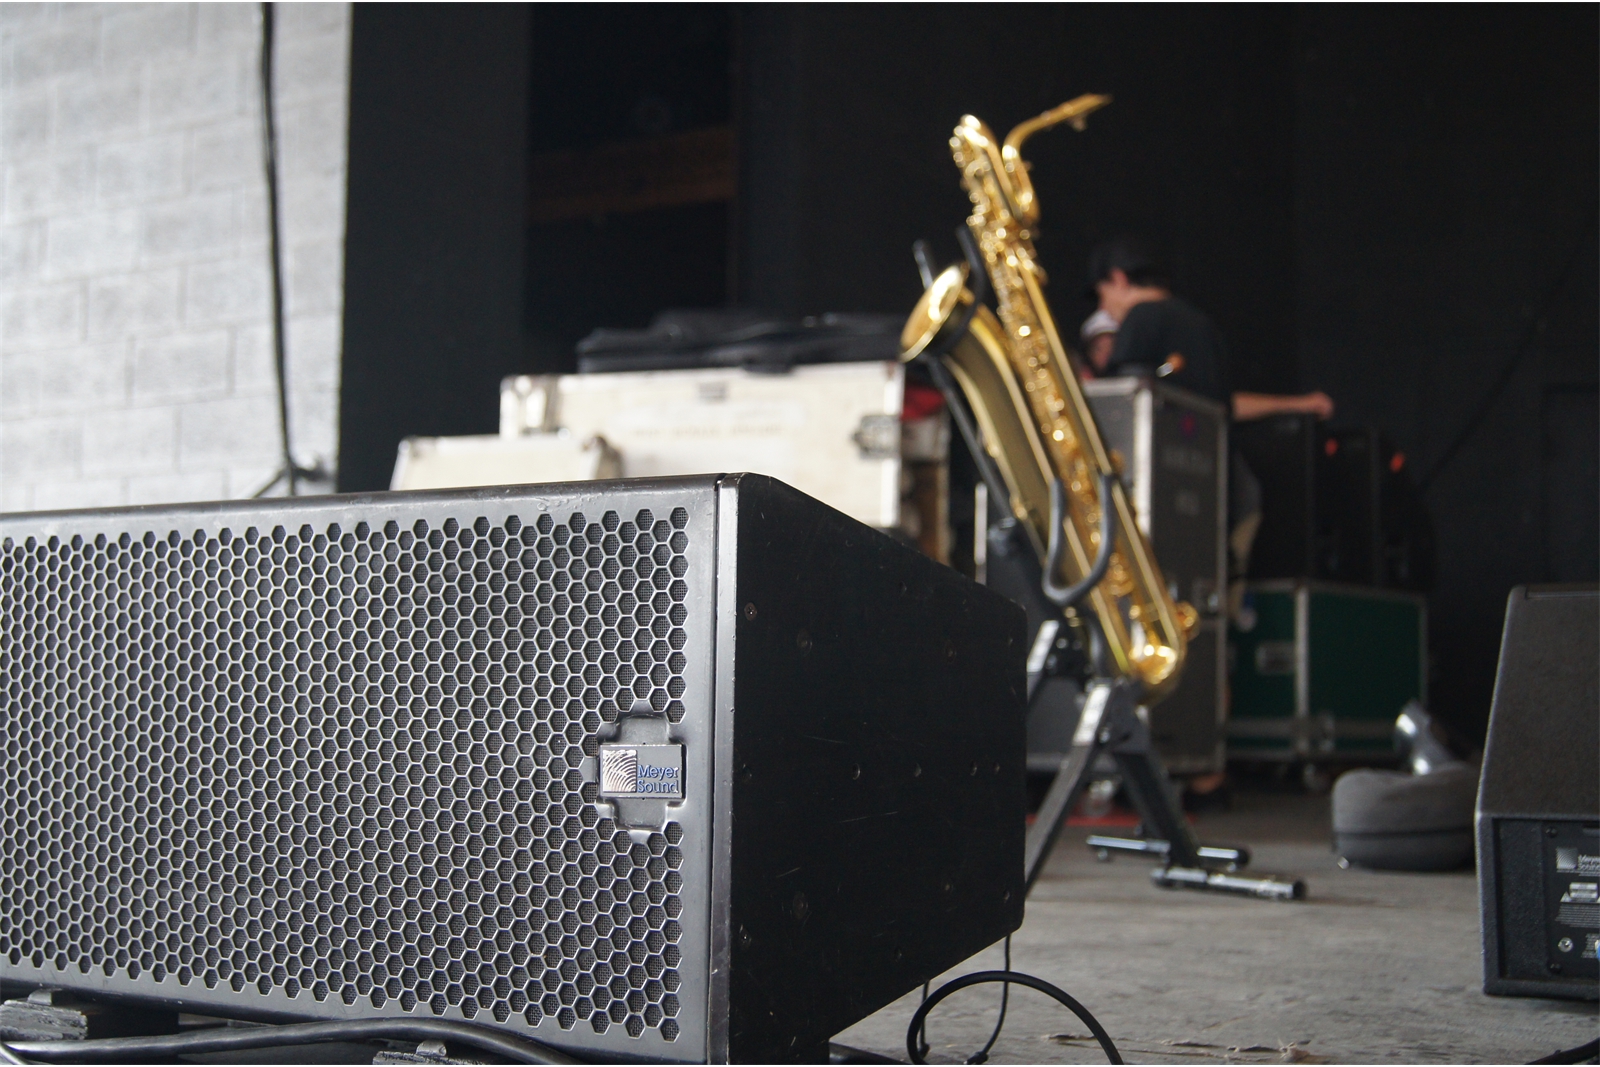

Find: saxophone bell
[900,263,972,363]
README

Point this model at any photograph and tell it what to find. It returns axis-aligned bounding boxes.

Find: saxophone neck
[992,94,1112,226]
[1002,93,1112,155]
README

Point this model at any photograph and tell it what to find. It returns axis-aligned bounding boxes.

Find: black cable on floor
[964,935,1011,1065]
[906,968,1121,1065]
[1530,1038,1600,1065]
[916,980,931,1060]
[3,1018,580,1065]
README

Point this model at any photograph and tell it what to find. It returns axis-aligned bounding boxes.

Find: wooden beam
[528,125,734,224]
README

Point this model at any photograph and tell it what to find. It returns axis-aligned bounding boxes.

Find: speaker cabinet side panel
[1494,819,1551,983]
[1480,587,1600,820]
[705,477,741,1064]
[722,474,1027,1062]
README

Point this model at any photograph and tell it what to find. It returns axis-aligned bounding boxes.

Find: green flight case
[1228,580,1426,762]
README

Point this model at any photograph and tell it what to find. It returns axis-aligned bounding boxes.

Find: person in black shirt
[1085,238,1334,807]
[1088,236,1334,422]
[1107,291,1232,405]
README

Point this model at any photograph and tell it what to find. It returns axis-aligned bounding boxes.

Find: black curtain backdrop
[339,4,1596,743]
[339,3,531,494]
[1290,6,1598,738]
[737,5,1300,391]
[732,5,1596,744]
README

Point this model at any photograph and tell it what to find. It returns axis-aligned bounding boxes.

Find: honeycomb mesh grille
[1,507,692,1041]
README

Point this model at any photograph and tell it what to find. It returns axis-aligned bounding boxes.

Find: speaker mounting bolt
[743,603,757,620]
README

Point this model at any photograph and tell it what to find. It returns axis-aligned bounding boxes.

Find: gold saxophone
[902,95,1198,700]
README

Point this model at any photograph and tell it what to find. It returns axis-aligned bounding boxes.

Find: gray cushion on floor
[1332,765,1479,871]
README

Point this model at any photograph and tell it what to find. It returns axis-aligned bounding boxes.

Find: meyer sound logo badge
[599,744,684,799]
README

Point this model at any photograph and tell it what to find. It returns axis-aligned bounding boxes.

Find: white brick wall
[0,2,349,512]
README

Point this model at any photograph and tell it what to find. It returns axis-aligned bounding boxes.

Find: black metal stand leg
[1024,740,1101,892]
[1024,678,1141,890]
[1086,835,1250,871]
[1112,738,1205,868]
[1025,679,1305,901]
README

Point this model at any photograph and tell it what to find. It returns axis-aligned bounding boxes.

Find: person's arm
[1232,391,1335,422]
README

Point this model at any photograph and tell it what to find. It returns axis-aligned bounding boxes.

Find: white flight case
[394,361,950,559]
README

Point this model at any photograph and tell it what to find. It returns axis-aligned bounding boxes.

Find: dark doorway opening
[524,4,736,373]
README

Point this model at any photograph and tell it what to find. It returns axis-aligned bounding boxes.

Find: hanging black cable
[965,935,1011,1065]
[906,969,1121,1065]
[251,1,320,498]
[916,980,931,1060]
[1416,210,1596,494]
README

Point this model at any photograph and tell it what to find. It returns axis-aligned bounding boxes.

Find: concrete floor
[836,788,1599,1065]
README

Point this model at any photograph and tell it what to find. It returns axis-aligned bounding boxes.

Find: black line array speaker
[0,474,1026,1061]
[1235,417,1434,591]
[1233,415,1309,579]
[1477,584,1599,1001]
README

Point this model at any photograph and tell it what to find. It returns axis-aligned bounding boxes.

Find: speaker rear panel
[0,484,718,1061]
[1479,585,1600,1001]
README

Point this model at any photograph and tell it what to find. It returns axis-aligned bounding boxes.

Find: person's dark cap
[1086,235,1169,295]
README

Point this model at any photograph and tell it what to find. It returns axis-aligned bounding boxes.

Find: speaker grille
[1,506,692,1041]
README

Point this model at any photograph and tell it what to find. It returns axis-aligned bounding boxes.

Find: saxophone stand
[909,236,1302,901]
[1019,481,1304,901]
